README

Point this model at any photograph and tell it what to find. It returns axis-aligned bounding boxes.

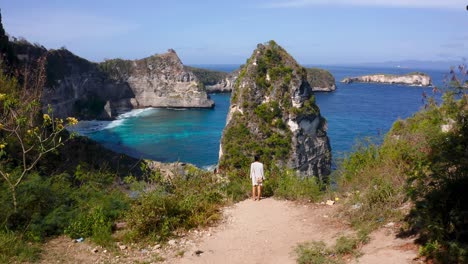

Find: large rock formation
[186,66,239,93]
[341,72,432,86]
[306,68,336,92]
[218,41,331,179]
[13,44,213,119]
[204,71,238,93]
[100,50,213,109]
[42,49,136,120]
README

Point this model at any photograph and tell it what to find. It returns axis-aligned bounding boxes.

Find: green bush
[295,241,342,264]
[0,231,40,263]
[125,169,224,242]
[272,170,321,201]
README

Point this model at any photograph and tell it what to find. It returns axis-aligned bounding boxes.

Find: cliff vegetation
[220,40,331,179]
[306,68,336,91]
[184,66,229,86]
[330,64,468,263]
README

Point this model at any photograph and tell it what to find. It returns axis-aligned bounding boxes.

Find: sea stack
[306,68,336,92]
[218,41,331,179]
[341,72,432,86]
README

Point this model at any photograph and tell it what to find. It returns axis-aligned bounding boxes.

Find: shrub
[0,231,40,263]
[125,169,224,242]
[295,241,340,264]
[272,170,321,201]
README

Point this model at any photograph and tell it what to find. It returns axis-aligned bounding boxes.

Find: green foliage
[0,231,41,263]
[336,86,468,262]
[269,169,322,201]
[254,101,281,123]
[306,68,335,88]
[98,58,133,81]
[222,170,251,202]
[125,169,224,242]
[295,232,369,264]
[290,96,319,117]
[295,241,341,264]
[185,66,229,86]
[219,117,256,170]
[334,236,359,255]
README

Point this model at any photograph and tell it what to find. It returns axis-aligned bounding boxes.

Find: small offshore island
[341,72,432,86]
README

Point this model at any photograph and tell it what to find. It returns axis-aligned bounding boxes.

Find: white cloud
[263,0,466,9]
[4,9,139,43]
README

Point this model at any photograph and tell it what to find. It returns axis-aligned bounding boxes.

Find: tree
[0,9,16,66]
[0,57,78,214]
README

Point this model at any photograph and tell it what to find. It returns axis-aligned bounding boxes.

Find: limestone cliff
[219,41,331,179]
[204,71,238,93]
[341,72,432,86]
[14,44,213,119]
[42,49,135,120]
[306,68,336,92]
[101,50,214,109]
[186,66,238,93]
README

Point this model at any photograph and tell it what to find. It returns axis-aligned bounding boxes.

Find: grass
[0,231,41,263]
[295,232,369,264]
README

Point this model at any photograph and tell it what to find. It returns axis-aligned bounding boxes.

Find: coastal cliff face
[187,66,239,93]
[306,68,336,92]
[14,44,213,119]
[101,50,214,109]
[204,71,238,93]
[219,41,331,178]
[341,73,432,86]
[42,49,135,119]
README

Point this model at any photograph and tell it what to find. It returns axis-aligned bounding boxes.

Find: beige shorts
[252,179,263,186]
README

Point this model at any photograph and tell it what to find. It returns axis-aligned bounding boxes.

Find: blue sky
[1,0,467,65]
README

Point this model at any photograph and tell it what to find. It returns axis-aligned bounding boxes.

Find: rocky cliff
[204,71,238,93]
[186,66,239,93]
[13,44,213,119]
[341,72,432,86]
[306,68,336,92]
[100,50,213,109]
[218,41,331,178]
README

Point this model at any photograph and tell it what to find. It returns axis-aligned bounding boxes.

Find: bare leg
[257,185,262,200]
[252,186,256,200]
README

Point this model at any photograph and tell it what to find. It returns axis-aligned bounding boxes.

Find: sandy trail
[39,198,419,264]
[172,198,345,264]
[170,198,418,264]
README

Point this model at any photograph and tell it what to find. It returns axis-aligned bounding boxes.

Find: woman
[250,155,264,201]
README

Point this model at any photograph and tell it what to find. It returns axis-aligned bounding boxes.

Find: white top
[250,161,264,181]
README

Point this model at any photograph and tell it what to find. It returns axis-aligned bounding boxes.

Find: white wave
[67,107,158,134]
[117,107,157,119]
[103,119,125,130]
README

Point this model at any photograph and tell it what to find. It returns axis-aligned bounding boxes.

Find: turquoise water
[72,65,447,168]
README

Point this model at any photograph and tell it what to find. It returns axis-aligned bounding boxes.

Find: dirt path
[172,198,346,264]
[39,198,419,264]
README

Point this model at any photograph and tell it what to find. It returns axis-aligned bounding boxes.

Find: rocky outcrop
[187,66,239,93]
[306,68,336,92]
[14,45,213,119]
[42,49,136,120]
[204,71,238,93]
[219,41,331,179]
[341,72,432,86]
[101,50,214,109]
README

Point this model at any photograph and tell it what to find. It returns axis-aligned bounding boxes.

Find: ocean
[70,65,448,169]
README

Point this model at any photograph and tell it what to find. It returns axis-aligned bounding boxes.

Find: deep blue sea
[70,65,448,169]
